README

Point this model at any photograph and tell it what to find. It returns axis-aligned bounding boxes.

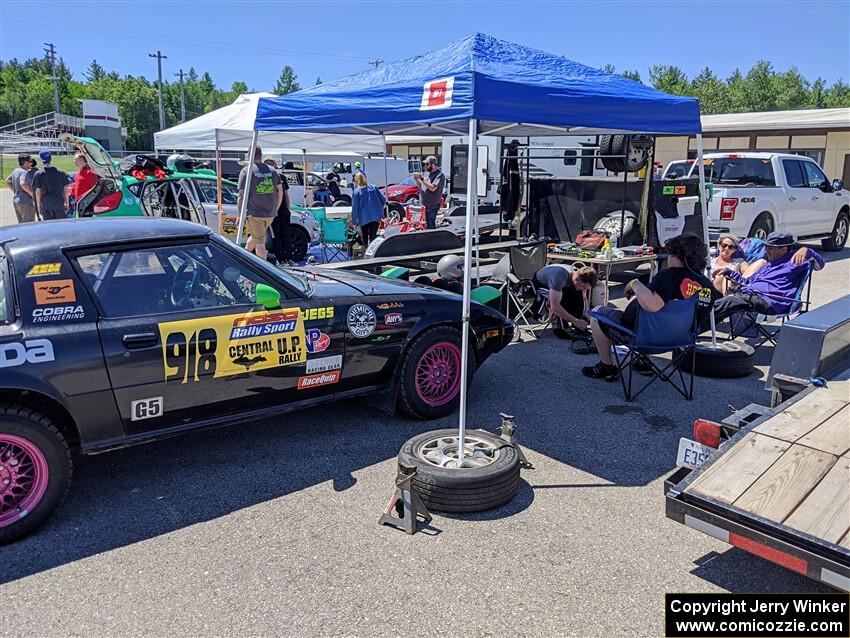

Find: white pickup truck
[668,153,850,250]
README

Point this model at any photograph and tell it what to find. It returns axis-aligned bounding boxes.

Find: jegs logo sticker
[347,304,376,338]
[158,308,306,383]
[303,306,335,321]
[34,279,76,305]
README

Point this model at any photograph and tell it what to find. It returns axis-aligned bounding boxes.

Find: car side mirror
[832,178,843,192]
[255,283,281,309]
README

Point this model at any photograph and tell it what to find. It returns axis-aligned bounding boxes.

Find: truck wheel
[677,341,755,378]
[287,227,310,262]
[397,327,471,420]
[600,135,627,173]
[821,209,849,251]
[748,214,773,240]
[0,406,72,545]
[398,429,520,512]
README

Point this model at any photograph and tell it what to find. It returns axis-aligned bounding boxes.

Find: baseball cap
[425,155,438,165]
[354,161,361,168]
[39,150,52,163]
[763,232,796,248]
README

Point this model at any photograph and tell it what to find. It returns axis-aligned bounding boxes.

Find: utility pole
[368,59,383,69]
[175,68,186,122]
[43,42,60,113]
[148,50,167,130]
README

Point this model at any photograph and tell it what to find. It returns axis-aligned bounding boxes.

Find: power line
[43,42,60,113]
[148,50,167,130]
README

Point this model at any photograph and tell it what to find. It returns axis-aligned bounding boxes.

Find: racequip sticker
[32,305,85,322]
[26,263,62,277]
[305,355,342,374]
[0,339,55,368]
[297,371,340,390]
[306,328,330,353]
[158,308,306,383]
[376,302,404,310]
[384,312,403,325]
[303,306,335,321]
[34,279,76,305]
[347,304,376,338]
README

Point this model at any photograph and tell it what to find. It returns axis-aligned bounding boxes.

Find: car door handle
[122,333,158,349]
[788,195,797,201]
[812,195,819,200]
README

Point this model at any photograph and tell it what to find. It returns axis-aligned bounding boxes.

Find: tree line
[1,54,848,150]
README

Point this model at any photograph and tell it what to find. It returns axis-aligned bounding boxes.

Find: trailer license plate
[677,438,714,469]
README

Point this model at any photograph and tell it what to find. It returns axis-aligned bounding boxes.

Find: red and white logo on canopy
[420,77,454,111]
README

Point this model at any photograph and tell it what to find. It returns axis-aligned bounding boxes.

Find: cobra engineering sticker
[158,308,307,383]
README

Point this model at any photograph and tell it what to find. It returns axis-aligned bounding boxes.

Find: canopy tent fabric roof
[153,92,385,155]
[255,33,702,137]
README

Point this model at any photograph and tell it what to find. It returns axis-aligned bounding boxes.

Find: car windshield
[664,162,693,179]
[194,180,238,205]
[702,158,776,186]
[395,177,416,186]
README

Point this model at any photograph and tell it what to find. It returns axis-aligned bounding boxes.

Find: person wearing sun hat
[711,231,824,325]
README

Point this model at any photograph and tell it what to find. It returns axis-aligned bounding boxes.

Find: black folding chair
[504,244,549,337]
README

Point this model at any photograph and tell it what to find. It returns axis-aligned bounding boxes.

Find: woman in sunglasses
[710,233,765,294]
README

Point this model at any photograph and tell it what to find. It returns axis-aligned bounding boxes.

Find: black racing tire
[821,209,849,251]
[0,405,72,545]
[386,201,406,221]
[309,202,326,209]
[748,214,773,241]
[677,340,756,378]
[332,199,349,208]
[398,428,520,513]
[396,326,471,420]
[336,194,352,205]
[287,226,310,262]
[599,135,625,173]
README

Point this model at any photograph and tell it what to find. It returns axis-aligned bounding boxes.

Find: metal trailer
[665,296,850,592]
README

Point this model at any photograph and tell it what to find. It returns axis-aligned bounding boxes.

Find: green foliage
[273,66,300,95]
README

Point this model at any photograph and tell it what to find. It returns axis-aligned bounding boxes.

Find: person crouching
[533,264,598,336]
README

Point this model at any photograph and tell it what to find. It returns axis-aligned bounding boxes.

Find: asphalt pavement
[1,193,848,636]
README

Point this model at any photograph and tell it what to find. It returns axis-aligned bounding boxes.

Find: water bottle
[610,233,619,249]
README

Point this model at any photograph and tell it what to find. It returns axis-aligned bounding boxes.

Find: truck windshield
[701,158,776,187]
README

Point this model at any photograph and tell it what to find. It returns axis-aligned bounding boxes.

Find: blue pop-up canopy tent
[247,33,708,463]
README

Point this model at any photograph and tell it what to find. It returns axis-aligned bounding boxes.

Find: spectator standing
[351,172,385,248]
[263,158,293,265]
[32,150,69,220]
[69,152,99,211]
[414,155,445,229]
[6,154,37,223]
[325,166,342,200]
[237,147,282,261]
[352,161,366,182]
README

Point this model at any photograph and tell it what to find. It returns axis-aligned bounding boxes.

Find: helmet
[437,254,464,280]
[167,153,200,172]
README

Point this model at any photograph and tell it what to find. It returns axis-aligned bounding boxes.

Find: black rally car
[0,218,513,543]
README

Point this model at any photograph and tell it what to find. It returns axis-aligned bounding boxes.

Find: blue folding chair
[726,261,813,349]
[589,296,699,402]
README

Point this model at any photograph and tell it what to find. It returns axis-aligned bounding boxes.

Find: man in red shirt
[70,152,99,207]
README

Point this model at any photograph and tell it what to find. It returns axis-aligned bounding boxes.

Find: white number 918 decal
[131,396,164,421]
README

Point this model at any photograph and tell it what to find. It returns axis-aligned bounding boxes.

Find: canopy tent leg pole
[302,150,308,207]
[236,130,259,246]
[619,152,629,244]
[695,133,717,346]
[215,138,223,236]
[521,137,530,241]
[383,134,389,215]
[458,119,478,466]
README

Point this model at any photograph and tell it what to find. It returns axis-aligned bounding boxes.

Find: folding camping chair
[487,244,550,337]
[589,296,699,402]
[725,261,814,349]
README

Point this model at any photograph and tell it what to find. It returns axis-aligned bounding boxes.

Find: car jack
[496,413,532,468]
[378,462,432,535]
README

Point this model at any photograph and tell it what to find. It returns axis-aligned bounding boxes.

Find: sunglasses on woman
[719,242,737,249]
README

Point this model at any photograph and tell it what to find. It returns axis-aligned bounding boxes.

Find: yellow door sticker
[158,308,306,383]
[303,306,335,321]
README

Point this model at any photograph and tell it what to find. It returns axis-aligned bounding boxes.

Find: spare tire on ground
[397,429,520,513]
[678,340,756,378]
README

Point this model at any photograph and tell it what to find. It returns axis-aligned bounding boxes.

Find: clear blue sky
[2,0,848,91]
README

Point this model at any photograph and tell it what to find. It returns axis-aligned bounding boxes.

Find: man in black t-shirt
[32,150,68,220]
[582,234,714,380]
[264,158,293,264]
[534,264,598,335]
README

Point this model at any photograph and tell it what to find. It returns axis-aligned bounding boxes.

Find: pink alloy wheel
[415,342,462,407]
[0,434,49,528]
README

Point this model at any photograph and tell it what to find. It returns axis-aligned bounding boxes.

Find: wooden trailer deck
[684,378,850,549]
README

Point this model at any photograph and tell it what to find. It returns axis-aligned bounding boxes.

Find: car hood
[296,267,459,300]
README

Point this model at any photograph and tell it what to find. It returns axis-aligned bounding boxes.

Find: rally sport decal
[158,308,306,383]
